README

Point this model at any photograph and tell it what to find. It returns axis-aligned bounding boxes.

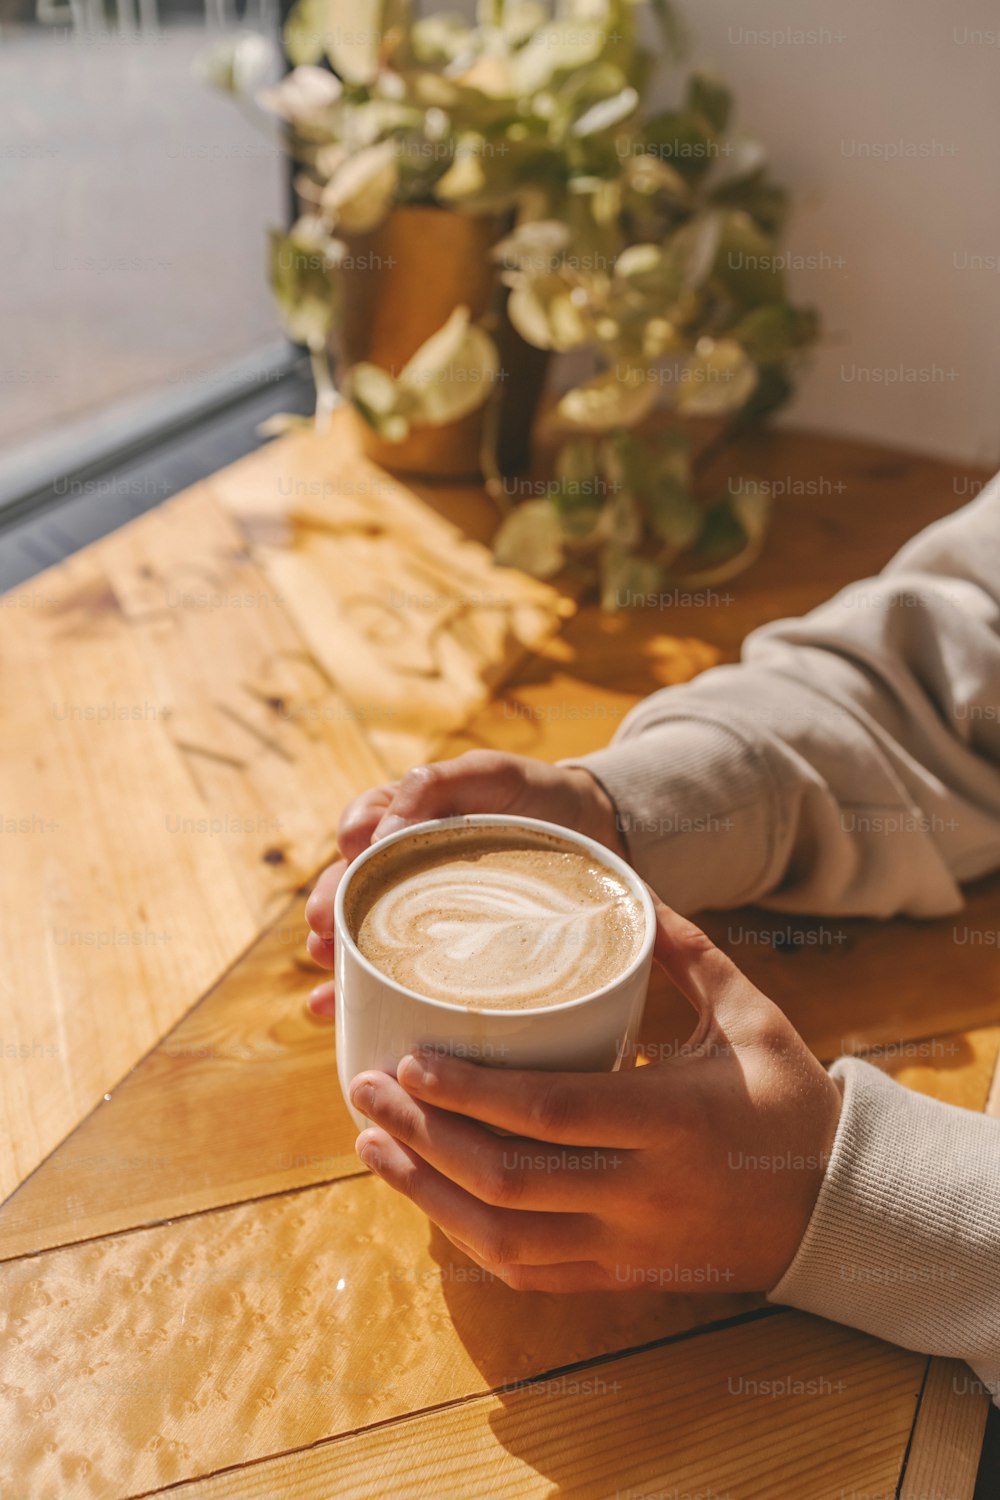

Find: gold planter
[334,204,547,481]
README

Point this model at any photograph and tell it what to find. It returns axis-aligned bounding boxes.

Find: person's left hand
[348,898,843,1294]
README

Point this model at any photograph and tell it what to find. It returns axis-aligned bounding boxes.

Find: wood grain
[208,420,574,776]
[0,1174,757,1499]
[95,488,388,922]
[0,426,567,1207]
[0,548,257,1206]
[0,896,361,1261]
[900,1359,990,1500]
[899,1044,1000,1500]
[3,426,994,1500]
[150,1313,924,1500]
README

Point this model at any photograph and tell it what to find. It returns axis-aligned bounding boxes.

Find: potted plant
[205,0,819,604]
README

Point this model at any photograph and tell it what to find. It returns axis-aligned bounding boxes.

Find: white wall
[670,0,1000,466]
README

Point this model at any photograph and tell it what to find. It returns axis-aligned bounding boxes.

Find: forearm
[567,475,1000,917]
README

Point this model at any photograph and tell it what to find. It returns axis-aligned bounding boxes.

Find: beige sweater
[570,475,1000,1404]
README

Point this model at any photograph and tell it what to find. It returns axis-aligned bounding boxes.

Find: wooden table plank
[0,1176,757,1499]
[0,896,361,1261]
[207,421,574,777]
[1,427,568,1208]
[900,1359,990,1500]
[144,1314,924,1500]
[0,549,258,1205]
[95,488,389,923]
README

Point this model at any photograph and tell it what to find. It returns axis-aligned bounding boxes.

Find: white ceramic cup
[334,813,656,1132]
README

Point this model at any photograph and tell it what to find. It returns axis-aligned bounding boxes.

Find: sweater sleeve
[565,477,1000,1407]
[565,474,1000,918]
[767,1058,1000,1408]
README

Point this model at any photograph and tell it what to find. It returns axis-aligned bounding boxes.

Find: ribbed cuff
[562,716,778,913]
[768,1057,1000,1404]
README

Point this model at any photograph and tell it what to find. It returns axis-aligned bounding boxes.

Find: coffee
[346,826,645,1010]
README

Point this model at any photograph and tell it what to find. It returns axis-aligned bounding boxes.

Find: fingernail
[397,1054,428,1090]
[349,1079,375,1116]
[357,1137,381,1172]
[372,814,407,843]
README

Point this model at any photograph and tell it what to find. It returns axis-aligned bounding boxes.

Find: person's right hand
[304,750,624,1016]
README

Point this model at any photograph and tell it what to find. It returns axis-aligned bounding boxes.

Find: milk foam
[348,831,644,1009]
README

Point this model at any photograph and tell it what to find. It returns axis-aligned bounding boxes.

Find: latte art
[348,830,645,1010]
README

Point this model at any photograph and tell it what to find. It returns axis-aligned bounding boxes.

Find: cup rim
[333,812,656,1018]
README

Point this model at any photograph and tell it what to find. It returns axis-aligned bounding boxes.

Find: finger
[306,929,335,969]
[496,1261,614,1294]
[304,858,348,945]
[350,1070,631,1211]
[308,980,336,1018]
[650,894,755,1033]
[356,1127,597,1269]
[338,783,398,860]
[395,1051,650,1148]
[371,751,528,841]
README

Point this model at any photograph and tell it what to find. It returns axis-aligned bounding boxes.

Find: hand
[305,749,623,1016]
[347,898,843,1294]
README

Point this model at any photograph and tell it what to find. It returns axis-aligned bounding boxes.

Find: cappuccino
[346,826,644,1010]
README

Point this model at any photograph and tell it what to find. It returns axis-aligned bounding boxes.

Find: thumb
[650,893,758,1040]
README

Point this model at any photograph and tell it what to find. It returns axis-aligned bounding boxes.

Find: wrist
[768,1071,845,1289]
[565,767,628,859]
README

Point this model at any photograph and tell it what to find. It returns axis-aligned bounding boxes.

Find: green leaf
[269,227,337,348]
[603,486,643,551]
[257,64,341,127]
[647,478,701,548]
[493,499,566,578]
[552,487,604,542]
[410,13,475,66]
[398,305,500,425]
[599,544,664,611]
[641,110,716,183]
[709,167,789,238]
[506,272,592,352]
[680,485,773,585]
[344,361,412,442]
[686,71,733,135]
[195,33,276,94]
[666,212,722,292]
[284,0,384,82]
[283,0,327,67]
[555,436,599,484]
[676,337,758,416]
[492,220,570,273]
[622,150,692,209]
[493,0,547,47]
[512,20,607,94]
[732,302,818,365]
[713,210,786,305]
[552,437,613,540]
[320,141,398,233]
[571,86,639,139]
[735,363,795,425]
[556,369,659,432]
[691,498,744,563]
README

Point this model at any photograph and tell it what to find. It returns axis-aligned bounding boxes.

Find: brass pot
[333,204,547,481]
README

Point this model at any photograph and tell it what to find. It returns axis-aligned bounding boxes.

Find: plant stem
[309,342,338,431]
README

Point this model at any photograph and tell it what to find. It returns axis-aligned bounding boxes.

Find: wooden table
[1,417,997,1499]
